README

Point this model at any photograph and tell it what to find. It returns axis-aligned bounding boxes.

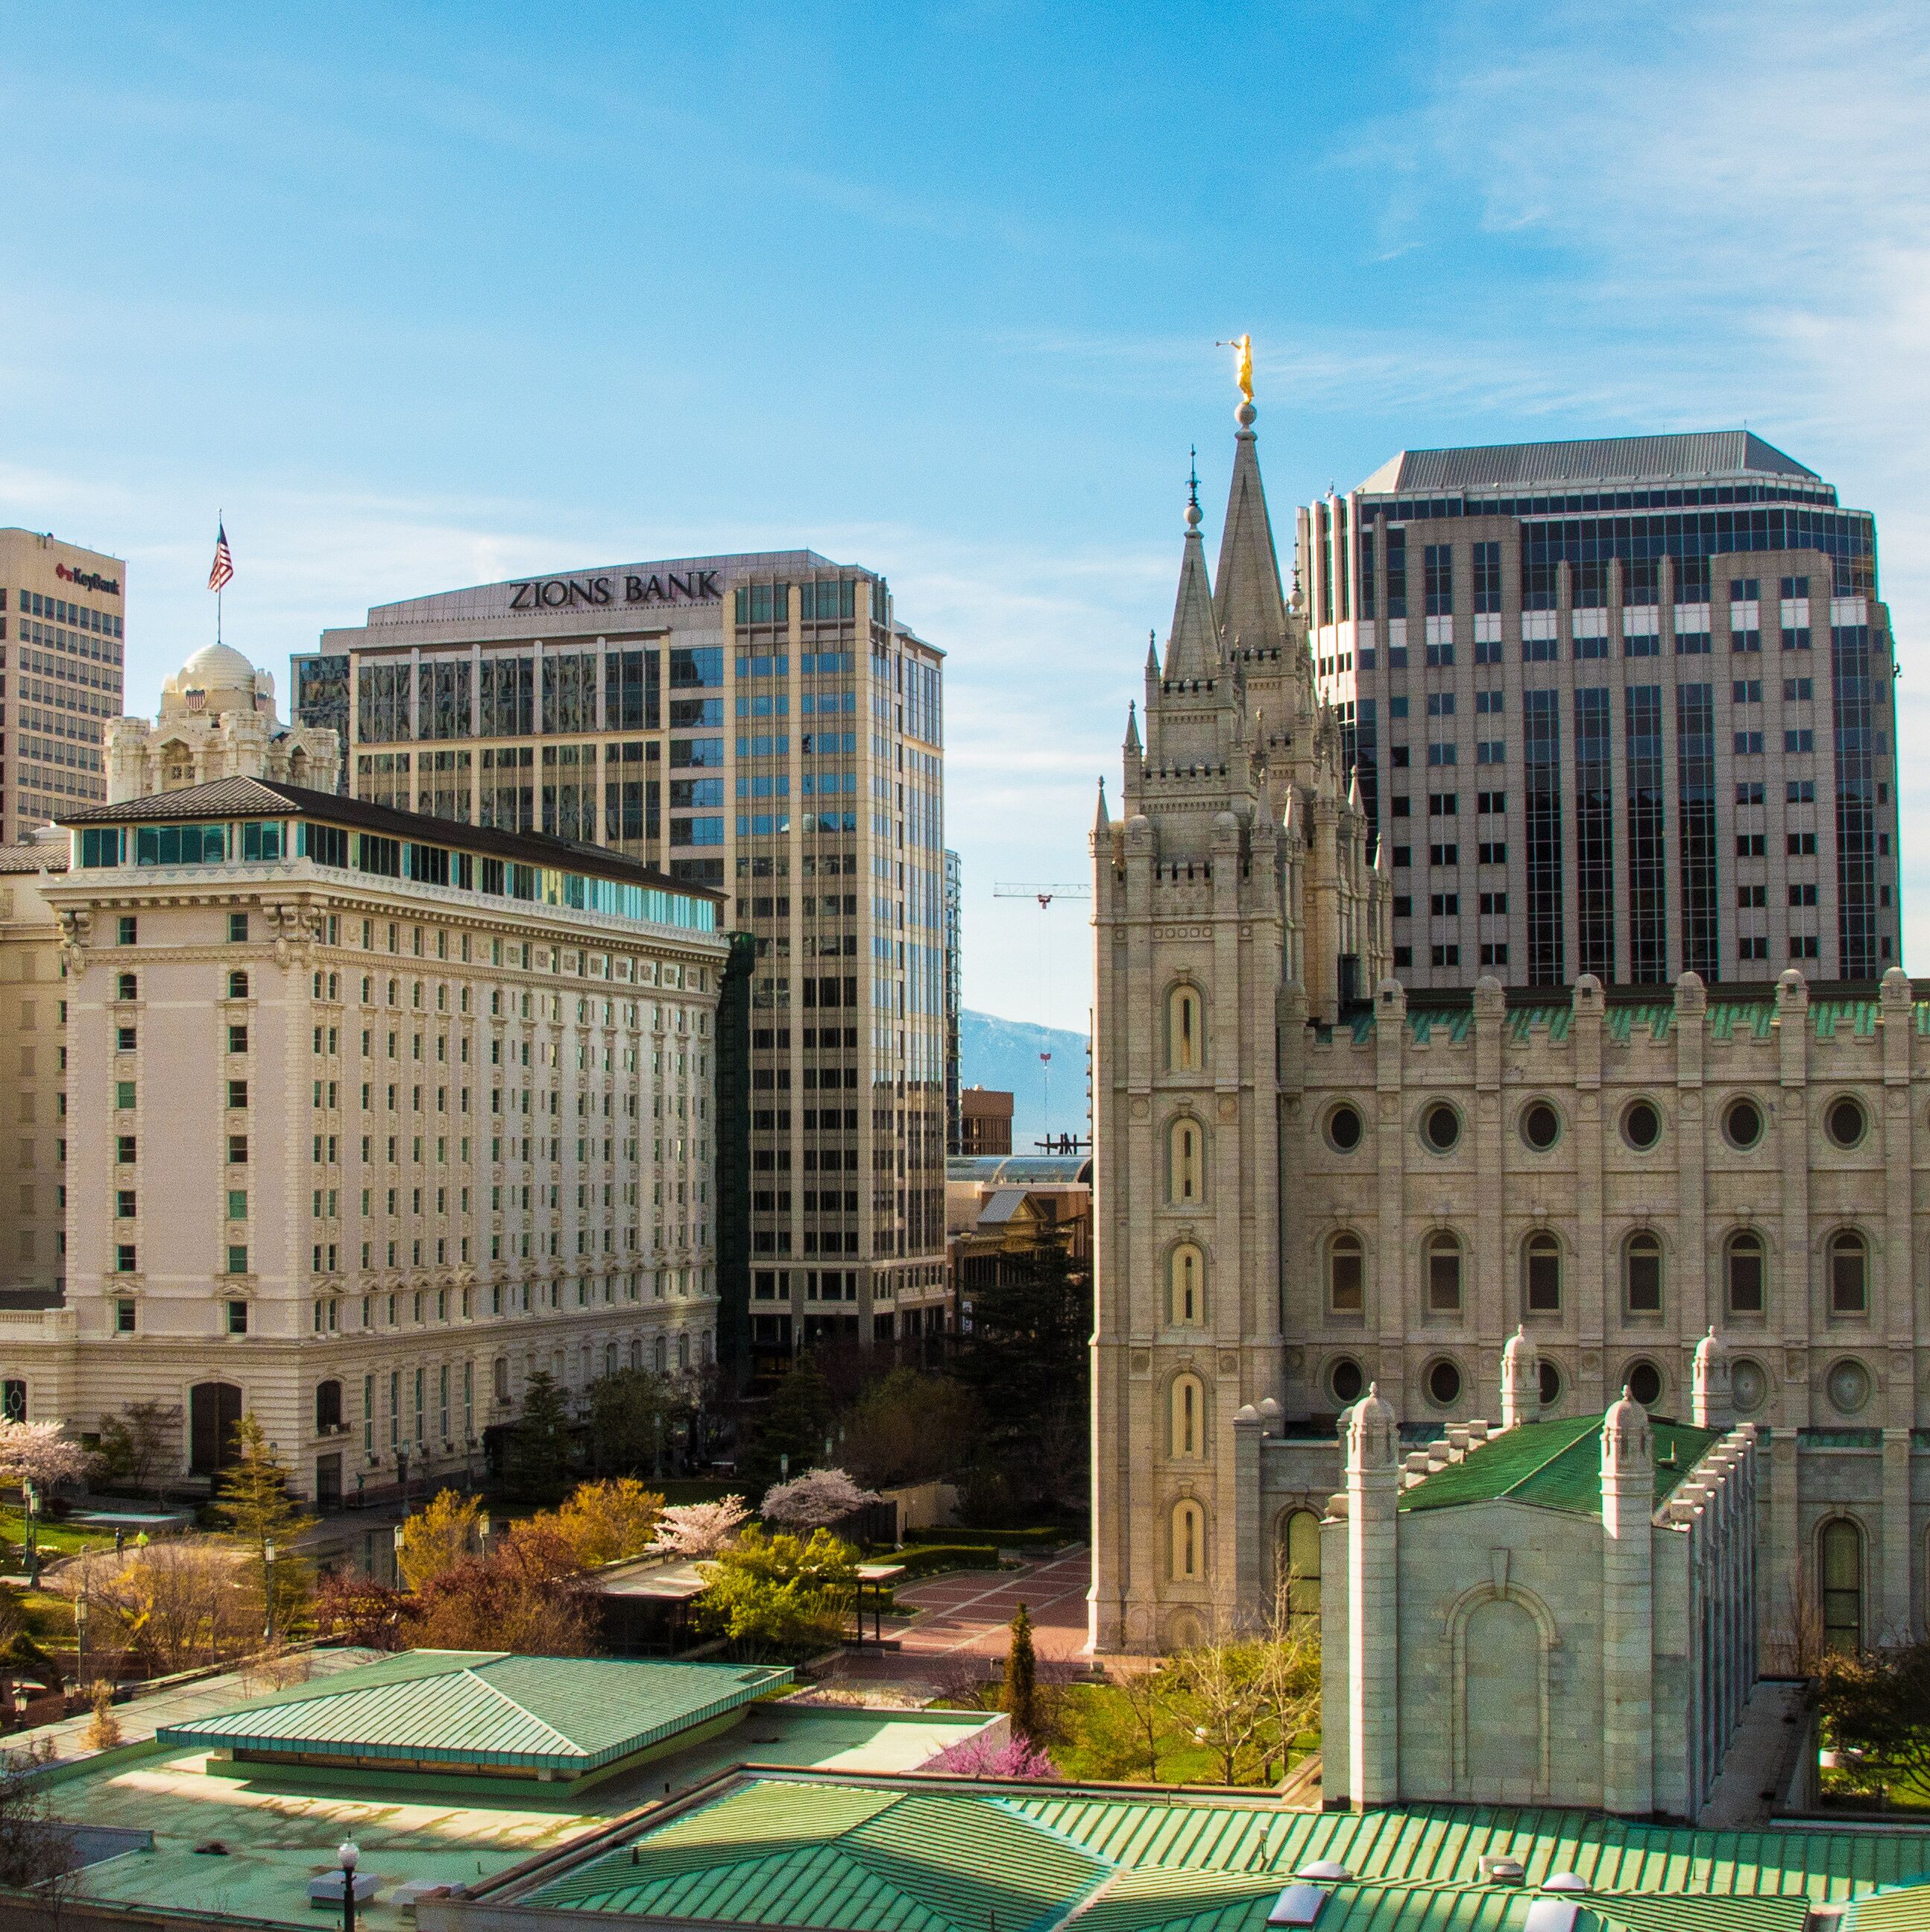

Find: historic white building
[106,641,339,801]
[1321,1339,1759,1819]
[1090,394,1930,1663]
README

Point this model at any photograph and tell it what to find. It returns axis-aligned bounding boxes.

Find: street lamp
[262,1538,277,1644]
[338,1841,360,1932]
[21,1481,38,1587]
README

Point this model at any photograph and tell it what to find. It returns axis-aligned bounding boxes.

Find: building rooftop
[946,1156,1093,1187]
[1399,1413,1724,1518]
[504,1774,1930,1932]
[37,1654,999,1931]
[1357,432,1819,496]
[155,1650,791,1780]
[57,775,723,904]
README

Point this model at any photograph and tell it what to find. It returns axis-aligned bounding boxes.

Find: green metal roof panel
[1606,1006,1674,1043]
[1844,1879,1930,1931]
[1708,1003,1776,1041]
[1398,1415,1724,1517]
[1507,1008,1571,1043]
[1601,1896,1812,1932]
[157,1650,790,1772]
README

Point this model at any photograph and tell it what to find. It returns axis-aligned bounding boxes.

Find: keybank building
[294,554,948,1362]
[1298,434,1900,990]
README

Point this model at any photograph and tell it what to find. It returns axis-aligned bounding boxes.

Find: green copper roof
[519,1779,1930,1931]
[1397,1413,1724,1518]
[155,1650,790,1775]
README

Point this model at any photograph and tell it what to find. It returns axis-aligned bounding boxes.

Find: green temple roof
[1398,1413,1724,1518]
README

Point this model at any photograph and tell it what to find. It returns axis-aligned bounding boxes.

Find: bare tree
[95,1403,180,1503]
[0,1740,78,1919]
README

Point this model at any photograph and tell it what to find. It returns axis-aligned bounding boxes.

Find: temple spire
[1164,471,1220,683]
[1123,701,1141,754]
[1094,776,1111,831]
[1213,380,1290,654]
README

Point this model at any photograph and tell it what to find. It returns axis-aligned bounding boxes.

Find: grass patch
[1050,1682,1316,1788]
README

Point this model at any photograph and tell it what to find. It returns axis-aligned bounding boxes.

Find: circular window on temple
[1422,1101,1462,1155]
[1328,1357,1366,1407]
[1425,1358,1462,1407]
[1325,1103,1365,1154]
[1520,1100,1562,1152]
[1825,1096,1868,1151]
[1826,1357,1872,1416]
[1723,1097,1766,1152]
[1624,1359,1663,1407]
[1621,1099,1662,1152]
[1731,1357,1769,1415]
[1538,1359,1562,1408]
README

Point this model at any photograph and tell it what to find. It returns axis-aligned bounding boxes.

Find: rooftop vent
[1293,1861,1352,1884]
[1523,1901,1580,1932]
[1542,1875,1589,1894]
[1266,1884,1328,1927]
[1477,1854,1527,1884]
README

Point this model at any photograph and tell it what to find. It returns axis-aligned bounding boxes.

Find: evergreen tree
[585,1368,681,1477]
[739,1355,836,1489]
[503,1371,575,1502]
[211,1413,318,1639]
[1001,1601,1039,1741]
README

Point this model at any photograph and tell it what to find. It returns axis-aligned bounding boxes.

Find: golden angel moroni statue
[1219,332,1253,403]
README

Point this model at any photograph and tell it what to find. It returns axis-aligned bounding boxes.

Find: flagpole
[216,508,223,647]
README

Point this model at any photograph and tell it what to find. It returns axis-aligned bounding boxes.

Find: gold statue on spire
[1217,333,1254,404]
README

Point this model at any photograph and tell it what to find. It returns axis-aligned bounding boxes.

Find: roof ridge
[461,1661,586,1756]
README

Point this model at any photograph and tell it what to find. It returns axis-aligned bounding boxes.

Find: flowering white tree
[760,1468,880,1532]
[0,1422,93,1493]
[649,1495,750,1559]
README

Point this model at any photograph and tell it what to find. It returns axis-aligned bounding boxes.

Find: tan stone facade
[1090,406,1930,1662]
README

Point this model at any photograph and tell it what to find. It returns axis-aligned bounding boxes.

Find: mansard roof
[1358,431,1817,495]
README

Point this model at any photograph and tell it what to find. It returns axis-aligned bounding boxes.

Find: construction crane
[991,883,1094,1140]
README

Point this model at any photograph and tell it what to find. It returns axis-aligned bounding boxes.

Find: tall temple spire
[1164,468,1220,684]
[1211,359,1290,654]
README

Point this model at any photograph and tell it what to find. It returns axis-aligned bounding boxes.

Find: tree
[0,1424,93,1495]
[86,1539,256,1675]
[760,1468,880,1532]
[312,1573,409,1651]
[1820,1642,1930,1797]
[926,1730,1058,1779]
[503,1371,575,1501]
[1104,1664,1177,1781]
[585,1370,684,1478]
[394,1489,483,1591]
[839,1371,983,1491]
[0,1743,75,1895]
[1002,1603,1039,1742]
[739,1357,836,1490]
[83,1680,121,1752]
[408,1521,597,1655]
[1159,1588,1322,1788]
[210,1415,317,1639]
[696,1527,857,1661]
[95,1403,180,1500]
[545,1478,664,1568]
[650,1496,749,1559]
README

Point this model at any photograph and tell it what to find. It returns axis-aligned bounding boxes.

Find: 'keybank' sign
[509,570,721,612]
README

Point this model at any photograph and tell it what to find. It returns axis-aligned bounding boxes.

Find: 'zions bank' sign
[508,570,721,612]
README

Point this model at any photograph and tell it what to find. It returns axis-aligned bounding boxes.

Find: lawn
[0,1511,120,1565]
[1049,1681,1317,1787]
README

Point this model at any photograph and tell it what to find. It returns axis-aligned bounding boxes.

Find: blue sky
[4,1,1927,1032]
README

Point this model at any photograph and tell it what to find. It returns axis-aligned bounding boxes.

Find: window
[1539,1359,1562,1408]
[1171,1499,1206,1581]
[116,1136,136,1164]
[1524,1232,1561,1313]
[1625,1232,1662,1313]
[1723,1097,1765,1150]
[1726,1231,1765,1314]
[115,1298,136,1332]
[228,970,249,998]
[1169,1118,1202,1205]
[0,1383,22,1424]
[1328,1357,1365,1405]
[228,1134,248,1164]
[1826,1357,1870,1415]
[1425,1359,1462,1406]
[1325,1103,1363,1152]
[116,1244,136,1274]
[1426,1232,1462,1314]
[1820,1519,1862,1652]
[1421,1102,1460,1153]
[1170,1374,1205,1458]
[1278,1509,1321,1620]
[228,1024,248,1055]
[228,912,250,943]
[226,1300,249,1335]
[1829,1231,1868,1315]
[1169,1244,1204,1326]
[1625,1359,1662,1406]
[227,1245,249,1275]
[228,1080,249,1109]
[116,1190,136,1219]
[1520,1102,1560,1152]
[1328,1234,1364,1315]
[1168,985,1203,1072]
[118,916,137,945]
[116,972,136,1000]
[115,1081,136,1110]
[1825,1096,1867,1150]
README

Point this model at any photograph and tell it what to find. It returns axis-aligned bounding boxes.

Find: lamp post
[75,1551,89,1690]
[21,1481,37,1587]
[262,1538,277,1644]
[338,1840,360,1932]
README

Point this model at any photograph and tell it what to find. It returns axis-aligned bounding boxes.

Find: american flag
[208,523,234,593]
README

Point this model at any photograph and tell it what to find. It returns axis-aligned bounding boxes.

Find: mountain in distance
[960,1008,1090,1152]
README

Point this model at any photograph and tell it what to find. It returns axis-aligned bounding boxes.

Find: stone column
[1601,1391,1656,1817]
[1233,1403,1264,1629]
[1346,1384,1401,1808]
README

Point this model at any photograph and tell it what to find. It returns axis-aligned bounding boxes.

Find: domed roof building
[107,639,339,801]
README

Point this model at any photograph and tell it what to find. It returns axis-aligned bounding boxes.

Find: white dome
[178,642,259,688]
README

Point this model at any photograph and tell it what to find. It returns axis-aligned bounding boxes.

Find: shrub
[889,1544,1000,1578]
[925,1730,1058,1780]
[902,1527,1070,1550]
